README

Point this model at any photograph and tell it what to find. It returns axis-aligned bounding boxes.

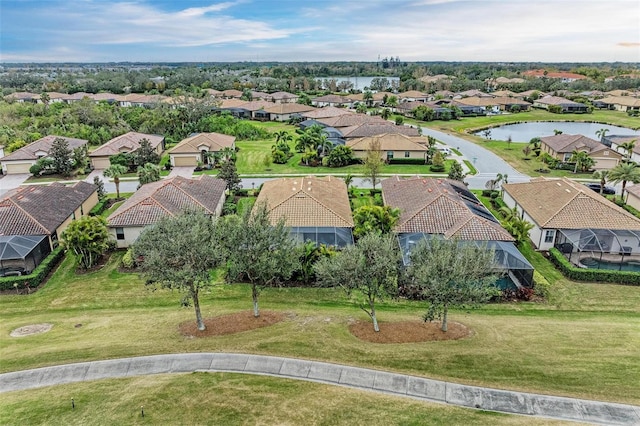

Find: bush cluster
[0,247,65,292]
[548,248,640,285]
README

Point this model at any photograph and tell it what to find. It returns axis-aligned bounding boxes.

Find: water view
[475,122,640,143]
[316,76,400,91]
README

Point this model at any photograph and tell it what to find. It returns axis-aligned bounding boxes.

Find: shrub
[388,158,427,165]
[222,201,237,215]
[121,248,135,269]
[533,270,552,298]
[548,248,640,285]
[0,247,65,291]
[89,200,109,216]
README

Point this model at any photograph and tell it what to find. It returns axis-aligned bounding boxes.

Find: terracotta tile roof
[382,176,513,241]
[169,133,236,154]
[456,89,491,98]
[0,182,96,236]
[1,135,88,162]
[522,70,587,80]
[624,183,640,198]
[221,89,243,98]
[301,106,353,119]
[256,176,353,228]
[89,132,164,158]
[218,99,249,109]
[599,96,640,108]
[347,134,429,152]
[540,134,602,154]
[317,113,385,128]
[107,175,226,227]
[269,91,298,101]
[534,95,585,106]
[399,90,428,98]
[263,103,315,114]
[341,123,420,139]
[238,100,275,111]
[312,94,354,104]
[502,177,640,230]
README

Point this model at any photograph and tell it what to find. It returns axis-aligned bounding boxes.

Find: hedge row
[548,247,640,285]
[388,158,428,165]
[89,199,109,216]
[0,247,65,291]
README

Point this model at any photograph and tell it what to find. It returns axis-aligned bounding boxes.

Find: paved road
[1,353,638,425]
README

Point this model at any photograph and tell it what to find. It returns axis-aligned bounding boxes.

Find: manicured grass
[0,373,554,426]
[2,252,640,405]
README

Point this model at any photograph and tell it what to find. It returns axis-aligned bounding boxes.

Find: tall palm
[317,134,332,157]
[619,139,636,162]
[570,150,595,173]
[275,130,292,144]
[609,162,640,203]
[103,164,128,199]
[592,170,610,195]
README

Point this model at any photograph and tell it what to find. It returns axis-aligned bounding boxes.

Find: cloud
[617,42,640,47]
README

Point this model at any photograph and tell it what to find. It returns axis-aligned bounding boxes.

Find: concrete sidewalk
[1,353,638,425]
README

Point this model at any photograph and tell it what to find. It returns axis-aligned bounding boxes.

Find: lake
[474,122,640,143]
[315,76,400,91]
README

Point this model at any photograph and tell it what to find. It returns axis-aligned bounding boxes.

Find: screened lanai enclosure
[397,233,535,288]
[289,226,353,248]
[554,228,640,271]
[0,235,51,276]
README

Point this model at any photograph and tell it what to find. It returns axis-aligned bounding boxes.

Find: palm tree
[363,90,373,107]
[570,150,595,173]
[609,162,640,203]
[103,164,128,199]
[343,173,354,189]
[618,139,636,162]
[274,130,292,144]
[592,170,610,195]
[529,137,542,157]
[317,134,332,157]
[386,96,398,112]
[595,128,609,142]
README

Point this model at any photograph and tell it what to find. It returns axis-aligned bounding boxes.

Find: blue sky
[1,0,639,63]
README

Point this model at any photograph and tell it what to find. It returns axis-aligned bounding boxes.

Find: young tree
[93,176,106,201]
[61,216,111,270]
[218,160,242,192]
[362,138,385,189]
[405,238,499,332]
[314,232,399,332]
[619,139,636,162]
[325,145,353,167]
[595,128,609,142]
[430,151,445,172]
[570,150,595,173]
[50,137,73,177]
[217,203,299,317]
[448,161,466,181]
[353,205,400,238]
[133,210,221,331]
[103,164,128,199]
[592,170,610,195]
[137,163,161,188]
[499,207,534,246]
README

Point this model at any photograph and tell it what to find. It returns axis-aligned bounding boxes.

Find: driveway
[420,127,530,189]
[168,166,194,178]
[0,173,30,197]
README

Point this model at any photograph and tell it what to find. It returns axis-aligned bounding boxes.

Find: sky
[0,0,639,63]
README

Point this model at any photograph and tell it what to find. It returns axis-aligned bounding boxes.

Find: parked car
[437,146,451,156]
[584,183,615,195]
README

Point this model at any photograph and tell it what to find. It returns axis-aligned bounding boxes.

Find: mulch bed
[178,310,286,338]
[349,320,472,343]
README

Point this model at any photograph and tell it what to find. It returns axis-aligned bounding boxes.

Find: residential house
[0,181,98,255]
[455,89,492,98]
[624,184,640,212]
[398,91,428,103]
[347,134,429,161]
[597,96,640,113]
[522,70,587,83]
[118,94,162,108]
[107,175,226,248]
[381,176,533,288]
[604,135,640,163]
[89,132,165,170]
[340,122,420,140]
[169,132,236,167]
[454,96,531,112]
[311,94,354,108]
[234,100,276,120]
[268,91,299,104]
[220,89,243,99]
[317,113,386,129]
[540,134,622,170]
[1,135,89,174]
[301,106,353,120]
[350,91,393,107]
[263,103,315,121]
[533,95,589,113]
[502,177,640,258]
[255,176,354,247]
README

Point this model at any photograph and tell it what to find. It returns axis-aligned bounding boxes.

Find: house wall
[350,149,426,160]
[592,156,619,170]
[502,191,548,250]
[91,157,111,170]
[626,192,640,212]
[109,226,144,249]
[53,192,98,247]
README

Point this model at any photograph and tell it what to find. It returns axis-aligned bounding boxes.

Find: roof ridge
[299,187,352,227]
[167,177,211,212]
[399,191,448,228]
[1,197,49,234]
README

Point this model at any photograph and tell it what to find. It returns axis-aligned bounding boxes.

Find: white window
[404,151,410,158]
[544,230,555,243]
[116,228,125,240]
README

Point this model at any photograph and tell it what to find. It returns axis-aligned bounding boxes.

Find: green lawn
[0,373,559,426]
[2,251,640,405]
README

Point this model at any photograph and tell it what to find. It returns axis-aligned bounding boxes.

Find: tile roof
[540,134,603,154]
[341,123,420,139]
[2,135,88,162]
[301,106,353,119]
[89,132,164,158]
[256,176,353,228]
[269,91,298,101]
[347,133,429,152]
[263,103,315,114]
[599,96,640,108]
[0,182,96,236]
[169,132,236,154]
[317,113,385,128]
[398,90,428,98]
[107,175,226,227]
[534,95,585,106]
[381,176,514,241]
[502,177,640,230]
[312,94,354,104]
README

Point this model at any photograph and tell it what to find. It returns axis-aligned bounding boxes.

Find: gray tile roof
[0,181,97,236]
[381,176,514,241]
[107,175,226,227]
[2,136,88,162]
[89,132,164,158]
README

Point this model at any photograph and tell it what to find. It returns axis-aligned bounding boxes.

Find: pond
[474,122,640,143]
[315,76,400,91]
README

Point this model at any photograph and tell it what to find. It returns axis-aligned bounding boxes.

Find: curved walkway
[1,353,638,425]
